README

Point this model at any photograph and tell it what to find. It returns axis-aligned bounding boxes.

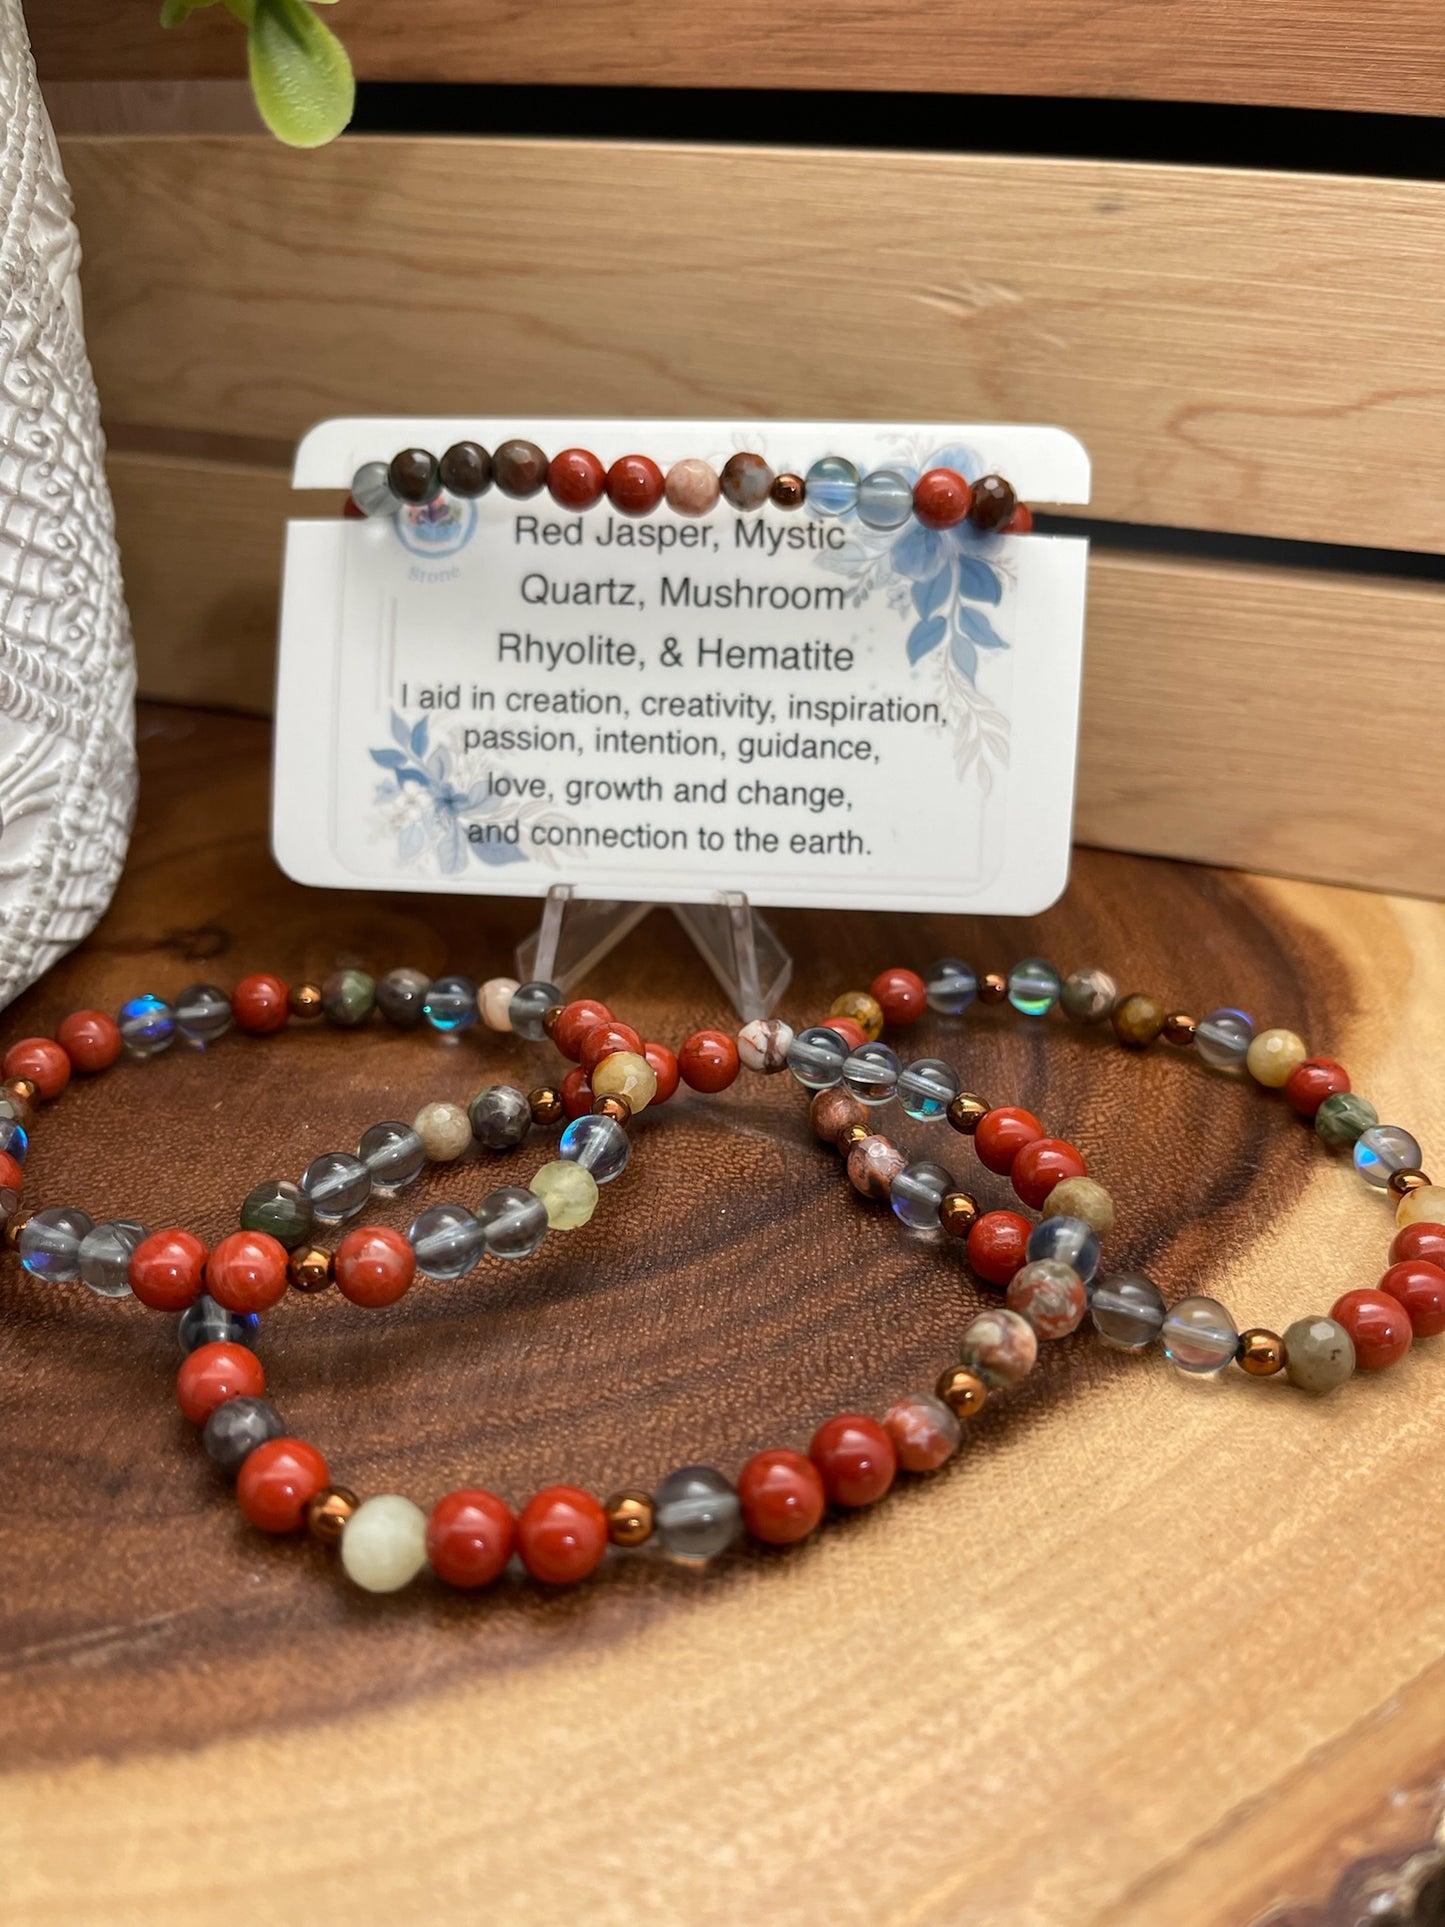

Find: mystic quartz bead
[413,1101,472,1162]
[509,980,563,1041]
[203,1395,284,1473]
[890,1159,955,1231]
[300,1151,372,1223]
[1354,1124,1422,1190]
[179,1293,258,1356]
[407,1202,485,1279]
[1283,1316,1356,1393]
[841,1041,901,1106]
[422,974,478,1033]
[1060,967,1117,1023]
[1007,1259,1086,1339]
[1089,1272,1166,1351]
[653,1465,742,1560]
[174,982,233,1046]
[530,1158,598,1229]
[925,957,977,1016]
[479,976,520,1029]
[349,460,399,516]
[883,1393,961,1473]
[118,993,175,1058]
[664,458,719,515]
[1315,1092,1379,1150]
[240,1180,313,1250]
[720,452,774,511]
[1026,1214,1100,1286]
[78,1219,146,1298]
[1162,1295,1239,1374]
[0,1117,27,1164]
[377,967,431,1027]
[804,455,860,516]
[341,1495,429,1593]
[321,968,376,1027]
[787,1025,848,1090]
[856,468,914,529]
[477,1185,549,1259]
[358,1120,426,1191]
[559,1112,630,1184]
[19,1206,93,1280]
[1196,1008,1255,1069]
[469,1083,533,1151]
[1007,957,1062,1017]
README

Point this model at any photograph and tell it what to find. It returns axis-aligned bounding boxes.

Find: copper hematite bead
[528,1085,565,1127]
[289,982,323,1020]
[593,1093,632,1124]
[838,1121,871,1152]
[289,1244,334,1292]
[1162,1012,1197,1047]
[542,1003,566,1040]
[978,972,1008,1005]
[936,1365,989,1419]
[605,1490,656,1547]
[5,1075,38,1106]
[1238,1328,1286,1376]
[946,1092,990,1135]
[770,472,805,509]
[307,1485,360,1543]
[1389,1168,1432,1201]
[5,1209,32,1250]
[939,1191,980,1237]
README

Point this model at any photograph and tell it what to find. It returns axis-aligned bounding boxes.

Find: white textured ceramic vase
[0,0,135,1008]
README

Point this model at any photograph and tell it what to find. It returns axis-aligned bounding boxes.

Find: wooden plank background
[27,0,1445,116]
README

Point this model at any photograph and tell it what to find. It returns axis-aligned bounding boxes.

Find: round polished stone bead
[719,451,774,511]
[1060,967,1117,1024]
[653,1465,742,1560]
[1007,957,1062,1017]
[1286,1056,1350,1118]
[1012,1138,1086,1210]
[1026,1213,1100,1286]
[548,447,606,511]
[300,1151,372,1223]
[531,1158,598,1229]
[1330,1287,1412,1370]
[427,1487,515,1588]
[969,473,1018,532]
[1007,1258,1086,1339]
[664,457,720,516]
[593,1050,658,1112]
[1089,1271,1166,1351]
[737,1018,794,1073]
[509,979,563,1042]
[890,1159,955,1231]
[203,1395,284,1473]
[787,1024,848,1090]
[232,974,289,1035]
[883,1393,961,1473]
[439,440,492,497]
[913,468,973,530]
[335,1225,415,1308]
[177,1340,266,1425]
[606,453,665,516]
[737,1448,825,1545]
[849,1134,907,1199]
[1380,1259,1445,1336]
[179,1292,258,1355]
[407,1202,485,1279]
[550,998,609,1058]
[478,975,520,1030]
[377,966,431,1028]
[357,1120,426,1192]
[118,993,175,1058]
[321,967,376,1028]
[477,1184,549,1259]
[1283,1315,1356,1393]
[77,1218,146,1298]
[349,460,399,517]
[240,1179,313,1249]
[966,1209,1031,1287]
[810,1414,896,1508]
[804,454,860,516]
[174,982,233,1046]
[413,1100,473,1162]
[388,448,440,504]
[1245,1027,1307,1088]
[1195,1007,1254,1069]
[1396,1186,1445,1230]
[559,1112,629,1184]
[493,438,549,498]
[870,967,928,1026]
[207,1231,289,1313]
[1315,1091,1379,1150]
[960,1307,1037,1387]
[516,1485,609,1584]
[1111,992,1164,1049]
[925,957,977,1016]
[468,1083,533,1151]
[1040,1175,1115,1236]
[1161,1295,1239,1374]
[0,1116,27,1164]
[19,1205,93,1280]
[841,1040,901,1106]
[771,471,806,509]
[830,989,884,1040]
[342,1495,429,1593]
[1354,1124,1422,1190]
[975,1106,1043,1174]
[238,1437,331,1534]
[422,973,478,1033]
[898,1057,960,1121]
[856,467,914,529]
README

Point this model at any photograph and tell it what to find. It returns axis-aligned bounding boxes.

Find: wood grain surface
[4,705,1445,1925]
[63,135,1445,556]
[27,0,1445,117]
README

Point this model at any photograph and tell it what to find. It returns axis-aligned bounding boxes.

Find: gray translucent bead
[19,1205,93,1280]
[118,993,175,1058]
[407,1202,486,1279]
[898,1057,960,1121]
[179,1292,259,1356]
[1089,1272,1165,1351]
[300,1151,372,1223]
[1196,1007,1254,1069]
[358,1120,426,1191]
[1162,1294,1239,1375]
[377,967,431,1028]
[422,973,478,1033]
[468,1083,532,1151]
[786,1024,848,1090]
[241,1179,313,1248]
[1353,1124,1422,1190]
[856,467,914,530]
[203,1395,284,1474]
[653,1465,742,1560]
[925,957,977,1017]
[350,460,400,517]
[477,1184,549,1259]
[508,980,562,1042]
[322,967,376,1027]
[1026,1214,1100,1286]
[842,1040,901,1106]
[804,454,860,516]
[1007,957,1062,1017]
[559,1112,629,1184]
[1060,967,1117,1024]
[174,982,233,1046]
[77,1218,146,1298]
[0,1117,27,1164]
[891,1159,955,1231]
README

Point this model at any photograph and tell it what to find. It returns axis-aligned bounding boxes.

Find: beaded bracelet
[347,441,1034,537]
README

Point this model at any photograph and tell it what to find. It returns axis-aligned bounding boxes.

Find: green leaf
[247,0,355,148]
[160,0,219,25]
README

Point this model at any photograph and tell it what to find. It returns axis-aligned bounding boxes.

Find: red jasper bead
[2,1037,69,1100]
[1330,1287,1413,1370]
[553,997,611,1061]
[679,1029,740,1093]
[821,1015,868,1052]
[810,1414,896,1508]
[605,453,665,516]
[231,973,290,1034]
[974,1106,1044,1175]
[334,1224,415,1308]
[642,1040,680,1104]
[1378,1260,1445,1338]
[1003,502,1034,534]
[913,467,974,530]
[515,1484,608,1584]
[427,1487,516,1588]
[869,967,928,1026]
[561,1066,593,1119]
[206,1230,290,1313]
[55,1010,122,1075]
[966,1209,1032,1288]
[237,1437,330,1534]
[129,1227,209,1311]
[546,447,606,512]
[1390,1221,1445,1271]
[1012,1137,1087,1210]
[737,1447,826,1546]
[176,1341,265,1424]
[0,1151,22,1194]
[1285,1057,1350,1119]
[579,1021,644,1076]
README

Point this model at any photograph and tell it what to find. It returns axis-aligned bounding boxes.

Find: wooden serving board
[3,705,1445,1925]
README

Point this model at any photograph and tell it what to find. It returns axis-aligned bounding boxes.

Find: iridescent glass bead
[322,967,376,1027]
[926,957,977,1016]
[559,1112,629,1184]
[240,1179,313,1249]
[477,1185,548,1259]
[377,967,431,1028]
[804,455,860,516]
[653,1465,742,1560]
[856,467,914,530]
[1007,957,1061,1017]
[508,980,562,1041]
[19,1205,93,1280]
[118,993,175,1058]
[179,1292,259,1356]
[891,1159,955,1231]
[407,1202,485,1279]
[1354,1124,1422,1190]
[1196,1007,1254,1070]
[358,1120,426,1191]
[1161,1295,1239,1374]
[786,1025,848,1090]
[469,1083,533,1151]
[300,1151,372,1223]
[175,982,233,1046]
[78,1218,146,1298]
[423,974,478,1033]
[1089,1272,1165,1351]
[1026,1213,1100,1286]
[349,460,399,516]
[1060,967,1117,1024]
[1315,1091,1378,1150]
[898,1057,960,1121]
[0,1117,27,1163]
[203,1395,284,1473]
[841,1040,901,1106]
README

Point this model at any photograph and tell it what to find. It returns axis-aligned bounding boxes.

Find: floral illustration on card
[368,711,546,875]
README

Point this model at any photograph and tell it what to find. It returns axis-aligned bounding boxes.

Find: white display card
[274,419,1090,914]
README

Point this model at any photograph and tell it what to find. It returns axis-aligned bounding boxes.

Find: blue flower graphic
[369,711,527,873]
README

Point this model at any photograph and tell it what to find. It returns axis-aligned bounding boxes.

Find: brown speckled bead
[884,1393,961,1473]
[1112,992,1165,1049]
[935,1365,988,1420]
[969,473,1018,532]
[770,472,805,509]
[811,1086,866,1145]
[528,1085,565,1127]
[1162,1012,1197,1046]
[979,972,1008,1005]
[720,452,774,511]
[493,438,549,498]
[605,1491,655,1547]
[1238,1328,1286,1376]
[847,1134,907,1199]
[960,1307,1038,1388]
[939,1190,980,1236]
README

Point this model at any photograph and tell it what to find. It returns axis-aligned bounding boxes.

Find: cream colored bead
[531,1158,599,1230]
[413,1100,473,1161]
[1246,1028,1308,1088]
[1041,1175,1116,1236]
[591,1048,657,1113]
[478,975,519,1030]
[1397,1183,1445,1228]
[340,1494,428,1593]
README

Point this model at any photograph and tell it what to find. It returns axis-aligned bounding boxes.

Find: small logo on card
[394,496,478,559]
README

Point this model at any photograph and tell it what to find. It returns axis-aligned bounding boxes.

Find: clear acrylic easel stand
[515,886,793,1021]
